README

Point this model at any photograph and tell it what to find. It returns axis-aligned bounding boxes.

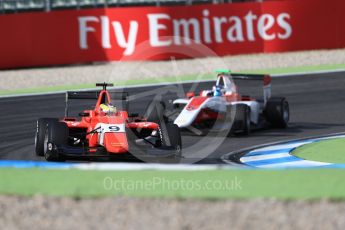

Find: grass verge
[1,168,345,199]
[293,138,345,164]
[1,63,345,96]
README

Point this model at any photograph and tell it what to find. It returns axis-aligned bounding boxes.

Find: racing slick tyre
[159,123,182,162]
[126,127,149,159]
[145,101,166,123]
[234,104,251,135]
[44,122,68,162]
[265,97,289,128]
[35,118,58,156]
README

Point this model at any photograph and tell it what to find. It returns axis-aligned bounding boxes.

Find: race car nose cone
[104,133,129,154]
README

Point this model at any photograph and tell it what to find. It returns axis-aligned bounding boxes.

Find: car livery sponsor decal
[95,123,125,146]
[96,123,125,133]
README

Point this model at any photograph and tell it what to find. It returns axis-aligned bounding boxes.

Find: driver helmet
[213,86,222,97]
[100,103,116,114]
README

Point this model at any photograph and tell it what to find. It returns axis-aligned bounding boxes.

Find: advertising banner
[0,0,344,69]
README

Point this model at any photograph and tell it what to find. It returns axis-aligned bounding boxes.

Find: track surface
[1,72,345,164]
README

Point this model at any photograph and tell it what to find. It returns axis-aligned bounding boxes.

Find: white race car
[172,69,289,135]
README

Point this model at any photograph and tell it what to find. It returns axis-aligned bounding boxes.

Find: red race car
[35,83,181,162]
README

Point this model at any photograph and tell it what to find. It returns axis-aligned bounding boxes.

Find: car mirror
[186,92,195,98]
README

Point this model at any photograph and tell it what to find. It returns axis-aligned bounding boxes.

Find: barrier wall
[0,0,344,69]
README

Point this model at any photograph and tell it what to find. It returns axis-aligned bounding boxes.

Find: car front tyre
[44,122,68,162]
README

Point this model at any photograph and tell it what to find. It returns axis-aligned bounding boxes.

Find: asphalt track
[1,71,345,164]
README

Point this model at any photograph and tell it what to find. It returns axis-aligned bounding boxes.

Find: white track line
[2,69,344,98]
[241,152,291,163]
[74,162,229,171]
[259,160,331,169]
[248,141,313,153]
[273,68,345,77]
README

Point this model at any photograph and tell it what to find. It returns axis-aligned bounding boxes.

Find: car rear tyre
[265,97,289,128]
[35,118,58,156]
[44,122,68,162]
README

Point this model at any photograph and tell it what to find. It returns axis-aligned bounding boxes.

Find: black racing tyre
[159,123,182,158]
[35,118,58,156]
[44,122,68,162]
[264,97,289,128]
[126,127,147,156]
[145,101,166,123]
[234,104,251,135]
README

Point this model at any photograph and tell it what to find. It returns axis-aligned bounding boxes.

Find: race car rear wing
[67,91,100,100]
[65,91,129,117]
[231,73,271,85]
[66,91,128,100]
[231,73,272,105]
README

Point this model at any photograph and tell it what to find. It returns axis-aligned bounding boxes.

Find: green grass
[293,138,345,164]
[1,168,345,199]
[1,63,345,96]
